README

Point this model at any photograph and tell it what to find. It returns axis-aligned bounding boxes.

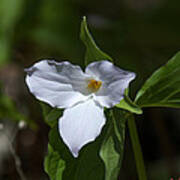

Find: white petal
[59,99,105,157]
[86,60,136,108]
[25,60,90,108]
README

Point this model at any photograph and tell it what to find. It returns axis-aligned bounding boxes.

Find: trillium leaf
[48,126,105,180]
[80,16,113,65]
[135,52,180,108]
[44,144,65,180]
[40,102,62,128]
[116,95,143,114]
[48,126,77,179]
[100,109,127,180]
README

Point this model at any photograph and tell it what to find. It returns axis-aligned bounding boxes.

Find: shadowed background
[0,0,180,179]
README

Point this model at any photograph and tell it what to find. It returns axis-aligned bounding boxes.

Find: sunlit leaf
[80,16,113,65]
[135,52,180,108]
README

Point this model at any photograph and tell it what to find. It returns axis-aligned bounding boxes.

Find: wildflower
[25,60,135,157]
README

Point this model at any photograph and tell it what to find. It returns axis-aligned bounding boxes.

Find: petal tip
[131,72,136,79]
[71,148,79,158]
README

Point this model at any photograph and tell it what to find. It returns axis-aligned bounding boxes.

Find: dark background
[0,0,180,179]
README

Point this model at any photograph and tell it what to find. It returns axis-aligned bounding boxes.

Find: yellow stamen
[87,79,102,92]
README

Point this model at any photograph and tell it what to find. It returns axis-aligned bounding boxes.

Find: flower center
[87,79,102,92]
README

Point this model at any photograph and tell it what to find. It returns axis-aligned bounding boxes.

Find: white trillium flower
[25,60,135,157]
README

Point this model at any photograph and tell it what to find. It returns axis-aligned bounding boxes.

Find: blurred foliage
[0,84,37,129]
[0,0,24,64]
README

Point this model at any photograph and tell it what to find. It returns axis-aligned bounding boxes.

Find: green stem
[127,114,147,180]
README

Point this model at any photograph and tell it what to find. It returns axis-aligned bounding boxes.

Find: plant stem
[127,114,147,180]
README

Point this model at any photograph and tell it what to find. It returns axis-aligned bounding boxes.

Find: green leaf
[48,125,105,180]
[100,109,127,180]
[44,144,65,180]
[74,147,104,180]
[135,52,180,108]
[48,126,77,180]
[40,102,62,128]
[116,95,142,114]
[80,16,113,65]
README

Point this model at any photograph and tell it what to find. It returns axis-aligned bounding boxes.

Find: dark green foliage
[44,144,65,180]
[135,52,180,108]
[100,109,127,180]
[40,102,62,128]
[47,125,105,180]
[0,87,36,129]
[80,16,113,65]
